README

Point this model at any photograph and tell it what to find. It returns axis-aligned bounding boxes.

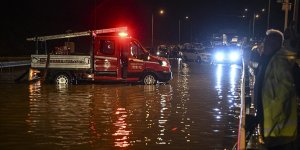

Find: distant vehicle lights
[229,51,240,62]
[215,52,225,61]
[213,50,241,64]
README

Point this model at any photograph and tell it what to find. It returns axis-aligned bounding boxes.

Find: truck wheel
[55,73,71,85]
[143,74,157,85]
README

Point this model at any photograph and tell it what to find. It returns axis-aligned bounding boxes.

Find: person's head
[263,29,284,56]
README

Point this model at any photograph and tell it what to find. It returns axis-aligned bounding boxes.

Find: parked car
[181,49,212,63]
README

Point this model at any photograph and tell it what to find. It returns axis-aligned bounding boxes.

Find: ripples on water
[0,61,241,150]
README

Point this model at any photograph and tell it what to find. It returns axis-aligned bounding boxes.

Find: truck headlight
[160,61,168,67]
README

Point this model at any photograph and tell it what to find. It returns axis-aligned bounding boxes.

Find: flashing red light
[118,32,128,37]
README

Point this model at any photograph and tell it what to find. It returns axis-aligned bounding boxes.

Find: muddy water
[0,61,241,149]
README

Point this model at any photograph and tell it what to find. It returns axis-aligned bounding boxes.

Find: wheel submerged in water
[143,74,157,85]
[55,74,70,85]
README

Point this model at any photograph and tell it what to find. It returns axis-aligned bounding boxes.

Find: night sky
[0,0,296,56]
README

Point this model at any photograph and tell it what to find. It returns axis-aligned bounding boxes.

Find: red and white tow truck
[28,27,172,85]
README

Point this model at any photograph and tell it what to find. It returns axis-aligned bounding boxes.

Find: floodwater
[0,60,242,150]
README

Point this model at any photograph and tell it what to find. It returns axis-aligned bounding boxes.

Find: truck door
[94,37,119,78]
[126,40,147,79]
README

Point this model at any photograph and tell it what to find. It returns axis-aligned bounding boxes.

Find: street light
[160,10,164,15]
[151,9,165,49]
[252,13,260,38]
[179,16,190,44]
[243,8,265,39]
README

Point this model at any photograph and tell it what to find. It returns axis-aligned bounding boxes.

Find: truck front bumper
[156,71,173,82]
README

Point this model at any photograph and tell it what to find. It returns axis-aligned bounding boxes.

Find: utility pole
[178,19,181,44]
[284,0,290,30]
[267,0,271,29]
[151,9,164,49]
[252,13,257,39]
[293,0,299,32]
[94,0,97,29]
[151,13,154,49]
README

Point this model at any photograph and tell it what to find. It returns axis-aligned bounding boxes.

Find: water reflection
[27,82,93,148]
[213,64,241,140]
[0,62,241,149]
[113,108,130,147]
[27,82,178,148]
[177,63,192,143]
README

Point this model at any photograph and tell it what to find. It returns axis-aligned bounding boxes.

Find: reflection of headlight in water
[229,52,240,61]
[215,52,224,61]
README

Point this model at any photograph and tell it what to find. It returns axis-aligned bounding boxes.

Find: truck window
[100,40,115,55]
[130,41,138,58]
[130,40,146,59]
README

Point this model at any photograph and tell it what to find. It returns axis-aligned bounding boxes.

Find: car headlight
[160,61,168,67]
[215,52,224,61]
[229,52,240,61]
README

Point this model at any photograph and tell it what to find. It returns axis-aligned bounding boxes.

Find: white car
[181,49,212,63]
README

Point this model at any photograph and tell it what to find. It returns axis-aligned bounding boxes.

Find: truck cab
[93,35,172,84]
[28,27,172,85]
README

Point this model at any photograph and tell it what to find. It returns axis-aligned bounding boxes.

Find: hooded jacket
[261,46,298,147]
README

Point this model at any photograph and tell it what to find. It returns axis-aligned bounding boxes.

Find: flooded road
[0,60,242,149]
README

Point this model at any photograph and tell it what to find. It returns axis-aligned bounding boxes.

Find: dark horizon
[0,0,297,56]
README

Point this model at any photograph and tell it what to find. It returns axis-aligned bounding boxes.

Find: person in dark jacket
[254,29,298,150]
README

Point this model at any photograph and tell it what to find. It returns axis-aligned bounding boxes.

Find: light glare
[118,32,128,37]
[229,52,240,61]
[215,52,224,61]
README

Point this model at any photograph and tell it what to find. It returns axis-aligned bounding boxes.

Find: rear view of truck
[27,27,127,84]
[30,55,91,84]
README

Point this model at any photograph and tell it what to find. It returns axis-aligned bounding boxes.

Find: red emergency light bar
[94,27,128,35]
[118,32,128,37]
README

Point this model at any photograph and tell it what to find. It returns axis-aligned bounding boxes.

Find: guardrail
[237,60,246,150]
[0,60,30,68]
[236,57,257,150]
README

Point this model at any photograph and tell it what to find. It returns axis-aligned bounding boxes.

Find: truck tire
[54,73,71,85]
[143,74,157,85]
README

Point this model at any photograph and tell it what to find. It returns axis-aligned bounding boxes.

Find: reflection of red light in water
[113,108,131,148]
[90,121,101,140]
